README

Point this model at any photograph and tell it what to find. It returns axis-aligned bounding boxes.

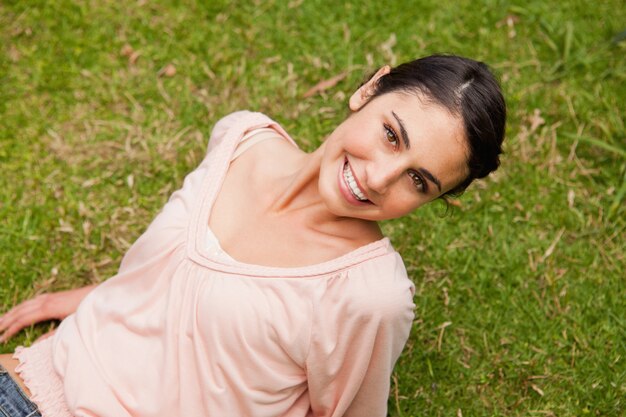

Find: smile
[342,159,369,202]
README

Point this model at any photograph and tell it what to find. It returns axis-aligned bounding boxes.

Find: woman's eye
[408,171,425,192]
[384,124,398,147]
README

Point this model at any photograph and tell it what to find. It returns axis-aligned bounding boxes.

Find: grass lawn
[1,0,624,415]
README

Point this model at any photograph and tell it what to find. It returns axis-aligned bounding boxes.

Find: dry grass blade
[303,72,347,98]
[530,383,545,397]
[541,228,565,262]
[437,321,452,352]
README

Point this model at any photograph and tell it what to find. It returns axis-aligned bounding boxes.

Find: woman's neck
[269,146,325,212]
[268,143,383,242]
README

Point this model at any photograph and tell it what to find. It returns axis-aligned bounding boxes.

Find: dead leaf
[120,44,133,57]
[82,220,92,237]
[158,63,176,78]
[129,51,141,65]
[58,219,74,233]
[264,56,281,65]
[120,44,141,64]
[303,72,347,98]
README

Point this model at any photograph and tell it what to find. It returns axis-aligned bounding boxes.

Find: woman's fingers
[1,297,47,328]
[0,322,27,343]
[0,286,96,343]
[0,302,33,334]
[0,294,55,343]
[0,305,38,342]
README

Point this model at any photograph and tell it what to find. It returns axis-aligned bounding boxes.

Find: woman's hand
[0,284,97,343]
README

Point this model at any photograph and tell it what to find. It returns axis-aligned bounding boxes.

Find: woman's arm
[0,284,97,343]
[306,260,415,416]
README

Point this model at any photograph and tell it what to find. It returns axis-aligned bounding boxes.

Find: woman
[0,54,505,417]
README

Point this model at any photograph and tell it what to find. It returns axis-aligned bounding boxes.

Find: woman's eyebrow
[418,168,442,192]
[391,111,410,150]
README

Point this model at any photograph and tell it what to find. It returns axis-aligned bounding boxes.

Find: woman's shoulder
[213,111,303,181]
[208,111,297,154]
[209,111,287,140]
[212,110,267,129]
[341,250,415,308]
[316,251,415,328]
[350,249,413,285]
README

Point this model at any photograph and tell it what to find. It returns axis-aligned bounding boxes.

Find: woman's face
[318,87,469,221]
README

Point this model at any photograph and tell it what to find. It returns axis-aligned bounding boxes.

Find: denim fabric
[0,364,41,417]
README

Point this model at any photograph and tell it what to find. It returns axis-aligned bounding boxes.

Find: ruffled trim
[13,337,73,417]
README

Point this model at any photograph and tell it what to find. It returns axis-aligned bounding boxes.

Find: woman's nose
[365,159,401,195]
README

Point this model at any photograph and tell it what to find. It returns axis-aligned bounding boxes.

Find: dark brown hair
[368,54,506,197]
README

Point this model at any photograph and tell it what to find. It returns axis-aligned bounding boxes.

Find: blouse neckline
[186,112,392,278]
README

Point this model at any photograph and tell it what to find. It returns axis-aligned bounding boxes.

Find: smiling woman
[0,54,505,417]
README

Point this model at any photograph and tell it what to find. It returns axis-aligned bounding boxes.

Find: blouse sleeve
[115,111,251,273]
[306,254,415,417]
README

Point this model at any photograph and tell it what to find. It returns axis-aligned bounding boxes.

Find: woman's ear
[349,65,391,111]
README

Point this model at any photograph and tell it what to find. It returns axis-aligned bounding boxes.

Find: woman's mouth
[342,159,370,203]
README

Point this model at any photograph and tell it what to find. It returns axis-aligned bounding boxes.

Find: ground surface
[1,1,624,415]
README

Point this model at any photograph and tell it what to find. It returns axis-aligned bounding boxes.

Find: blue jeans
[0,364,41,417]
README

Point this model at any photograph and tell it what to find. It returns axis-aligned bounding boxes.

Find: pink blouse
[15,111,415,417]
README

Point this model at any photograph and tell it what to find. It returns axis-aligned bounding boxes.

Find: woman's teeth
[343,162,368,201]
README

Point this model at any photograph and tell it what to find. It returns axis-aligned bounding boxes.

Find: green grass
[1,0,624,415]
